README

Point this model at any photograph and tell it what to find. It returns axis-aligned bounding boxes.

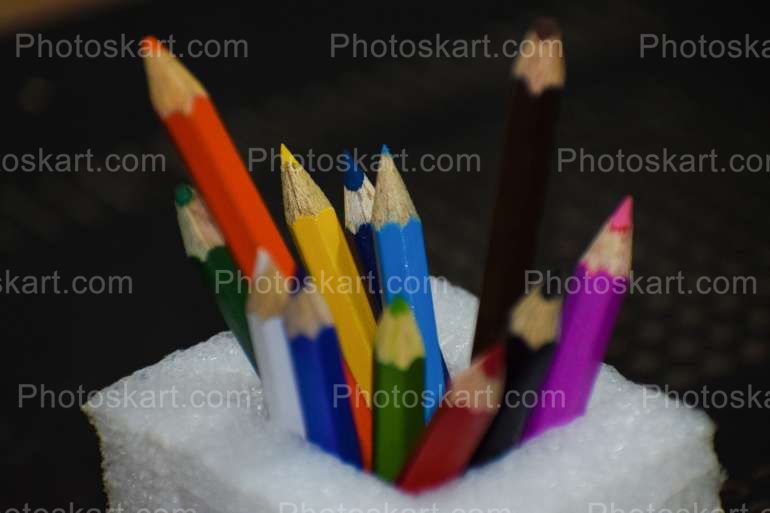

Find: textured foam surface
[84,278,723,513]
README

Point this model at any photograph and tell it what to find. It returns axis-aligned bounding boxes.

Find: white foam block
[84,278,723,513]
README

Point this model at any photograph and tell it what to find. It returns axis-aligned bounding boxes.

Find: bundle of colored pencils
[144,16,636,494]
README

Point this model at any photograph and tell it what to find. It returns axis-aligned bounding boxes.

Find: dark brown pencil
[472,18,566,357]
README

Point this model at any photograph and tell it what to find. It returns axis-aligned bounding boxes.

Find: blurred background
[0,0,768,510]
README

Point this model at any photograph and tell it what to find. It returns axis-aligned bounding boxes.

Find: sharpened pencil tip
[389,295,410,316]
[511,19,565,93]
[280,144,332,222]
[141,34,206,117]
[174,183,194,206]
[342,150,365,191]
[380,144,392,156]
[280,144,297,170]
[140,36,164,56]
[371,146,418,227]
[580,197,634,276]
[609,196,633,230]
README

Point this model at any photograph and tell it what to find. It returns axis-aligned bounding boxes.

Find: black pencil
[472,18,566,357]
[470,283,562,465]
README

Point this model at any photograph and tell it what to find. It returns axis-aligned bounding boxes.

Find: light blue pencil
[372,145,446,422]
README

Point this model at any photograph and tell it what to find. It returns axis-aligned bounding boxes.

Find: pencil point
[512,18,565,94]
[141,36,159,54]
[389,295,410,316]
[174,183,194,206]
[280,144,332,224]
[375,296,424,368]
[371,149,418,228]
[381,144,392,156]
[141,34,206,116]
[342,150,365,191]
[609,196,633,230]
[280,144,297,171]
[174,182,225,261]
[141,35,164,55]
[580,197,634,276]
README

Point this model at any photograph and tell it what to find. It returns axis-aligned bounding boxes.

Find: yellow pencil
[280,144,376,469]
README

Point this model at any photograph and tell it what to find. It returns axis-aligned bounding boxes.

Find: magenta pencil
[522,196,633,441]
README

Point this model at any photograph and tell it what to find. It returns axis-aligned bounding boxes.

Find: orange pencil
[141,36,294,279]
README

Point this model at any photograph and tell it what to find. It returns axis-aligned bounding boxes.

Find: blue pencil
[342,150,382,316]
[372,145,446,422]
[284,284,363,468]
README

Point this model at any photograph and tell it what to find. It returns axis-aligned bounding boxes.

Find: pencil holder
[84,278,723,513]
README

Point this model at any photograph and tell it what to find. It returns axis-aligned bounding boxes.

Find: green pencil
[373,296,426,482]
[174,183,257,371]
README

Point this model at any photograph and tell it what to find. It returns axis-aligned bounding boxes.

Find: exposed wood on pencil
[512,18,566,95]
[142,41,206,117]
[371,147,418,229]
[281,150,333,226]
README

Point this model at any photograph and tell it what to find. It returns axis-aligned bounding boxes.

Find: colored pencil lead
[343,149,365,190]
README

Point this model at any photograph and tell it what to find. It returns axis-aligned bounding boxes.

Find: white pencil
[247,248,305,437]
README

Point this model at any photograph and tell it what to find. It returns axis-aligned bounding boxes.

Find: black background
[1,0,769,510]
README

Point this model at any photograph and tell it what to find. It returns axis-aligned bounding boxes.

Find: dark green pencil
[175,183,257,371]
[373,296,426,482]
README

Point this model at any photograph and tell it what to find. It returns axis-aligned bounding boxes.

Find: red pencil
[397,342,506,493]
